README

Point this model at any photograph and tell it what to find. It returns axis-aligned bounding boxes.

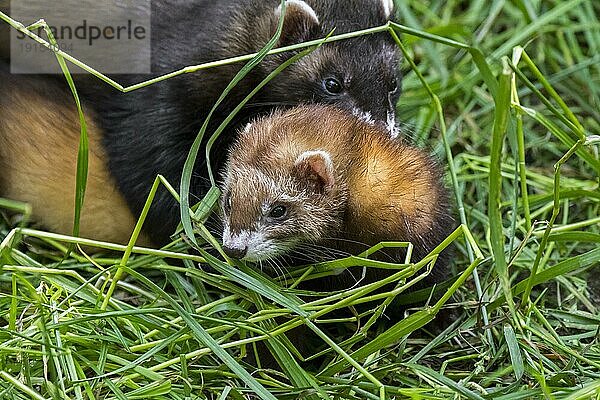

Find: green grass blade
[489,57,516,314]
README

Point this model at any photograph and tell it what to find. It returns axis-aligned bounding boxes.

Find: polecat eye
[268,204,288,220]
[323,77,343,94]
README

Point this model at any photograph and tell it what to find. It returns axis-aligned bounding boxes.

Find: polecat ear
[381,0,395,19]
[272,0,320,47]
[293,150,335,193]
[242,122,252,134]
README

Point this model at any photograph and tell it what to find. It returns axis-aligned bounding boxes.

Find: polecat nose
[223,245,248,259]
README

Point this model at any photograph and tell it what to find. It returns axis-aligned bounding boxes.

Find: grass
[1,0,600,398]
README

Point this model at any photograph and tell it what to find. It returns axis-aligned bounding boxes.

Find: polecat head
[220,122,347,261]
[236,0,401,136]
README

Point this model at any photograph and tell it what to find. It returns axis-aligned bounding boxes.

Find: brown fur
[225,105,447,256]
[0,71,152,246]
[223,105,454,360]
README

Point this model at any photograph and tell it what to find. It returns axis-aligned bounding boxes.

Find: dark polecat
[221,105,454,295]
[73,0,402,245]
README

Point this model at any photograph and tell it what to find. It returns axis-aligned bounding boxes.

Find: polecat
[72,0,402,245]
[220,105,454,297]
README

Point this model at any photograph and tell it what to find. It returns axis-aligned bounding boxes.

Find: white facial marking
[222,224,249,252]
[382,0,394,19]
[223,222,284,262]
[387,110,399,138]
[275,0,320,24]
[244,237,287,261]
[352,107,376,125]
[278,193,303,203]
[261,201,271,214]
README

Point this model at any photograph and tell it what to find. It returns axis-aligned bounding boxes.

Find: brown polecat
[220,105,454,294]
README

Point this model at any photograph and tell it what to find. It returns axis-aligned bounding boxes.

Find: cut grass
[1,0,600,399]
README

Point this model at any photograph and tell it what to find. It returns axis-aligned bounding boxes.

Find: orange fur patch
[349,134,438,239]
[0,76,152,246]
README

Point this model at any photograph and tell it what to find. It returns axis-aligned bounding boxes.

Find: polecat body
[221,105,454,291]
